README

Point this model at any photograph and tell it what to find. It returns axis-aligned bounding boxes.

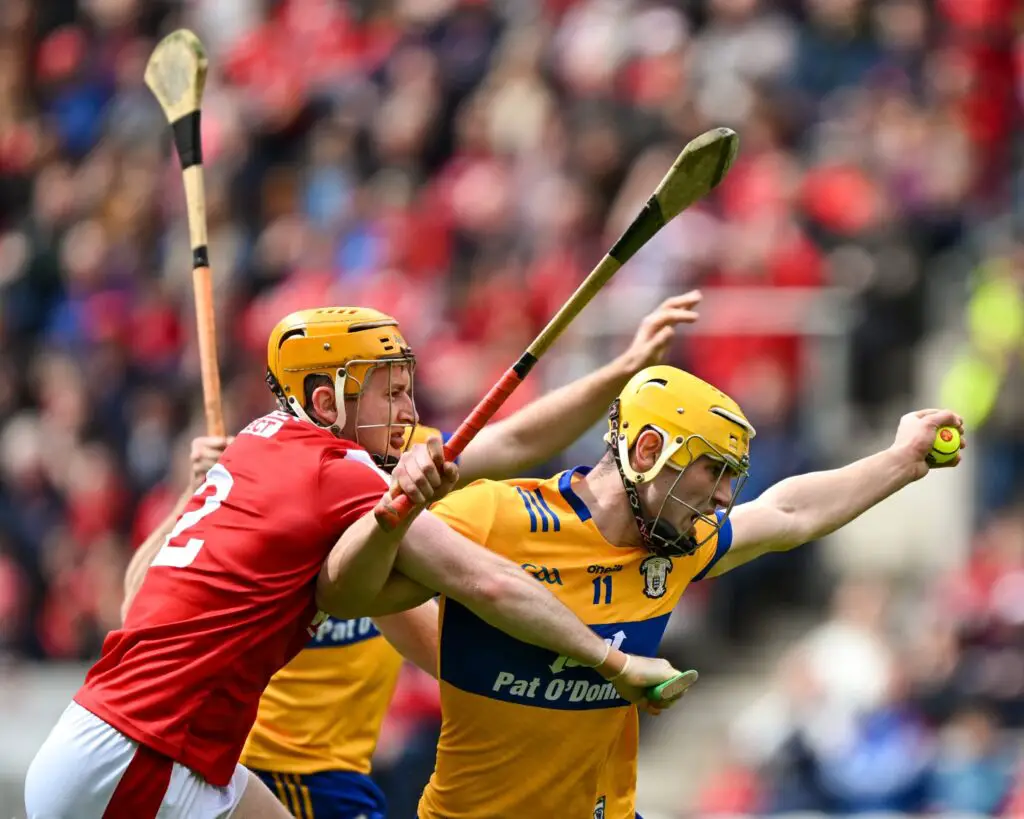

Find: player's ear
[310,384,339,425]
[631,428,663,473]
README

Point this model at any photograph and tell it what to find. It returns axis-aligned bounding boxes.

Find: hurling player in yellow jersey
[343,363,964,819]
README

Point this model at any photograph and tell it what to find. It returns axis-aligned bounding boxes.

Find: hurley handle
[375,367,524,529]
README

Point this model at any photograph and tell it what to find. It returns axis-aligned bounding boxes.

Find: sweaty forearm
[762,448,918,546]
[121,487,194,622]
[358,571,436,617]
[394,513,612,669]
[317,509,413,618]
[463,562,612,667]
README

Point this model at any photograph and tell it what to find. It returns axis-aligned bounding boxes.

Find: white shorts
[25,701,249,819]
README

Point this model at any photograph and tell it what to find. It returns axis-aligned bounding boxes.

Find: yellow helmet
[265,307,415,434]
[604,365,755,556]
[606,365,754,481]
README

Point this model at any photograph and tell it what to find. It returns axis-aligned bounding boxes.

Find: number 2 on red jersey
[152,465,234,568]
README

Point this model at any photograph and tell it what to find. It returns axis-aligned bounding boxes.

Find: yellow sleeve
[690,512,734,581]
[429,480,500,552]
[408,424,444,446]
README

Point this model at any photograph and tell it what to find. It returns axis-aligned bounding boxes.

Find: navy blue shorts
[251,768,387,819]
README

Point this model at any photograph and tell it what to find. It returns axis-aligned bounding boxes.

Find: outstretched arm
[456,292,702,482]
[121,436,232,622]
[709,409,966,578]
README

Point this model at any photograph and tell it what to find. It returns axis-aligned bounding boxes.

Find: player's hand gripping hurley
[145,29,225,437]
[377,126,740,529]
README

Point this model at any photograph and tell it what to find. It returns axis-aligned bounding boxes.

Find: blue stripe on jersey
[516,487,539,532]
[558,466,594,522]
[252,769,386,818]
[691,512,734,581]
[527,491,550,532]
[306,616,381,648]
[532,488,561,532]
[440,601,670,710]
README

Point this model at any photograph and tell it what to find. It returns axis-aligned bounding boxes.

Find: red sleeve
[318,450,390,535]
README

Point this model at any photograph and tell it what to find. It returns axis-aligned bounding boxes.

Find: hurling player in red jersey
[25,307,682,819]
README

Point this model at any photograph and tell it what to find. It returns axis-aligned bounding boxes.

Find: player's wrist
[608,353,642,385]
[593,646,630,680]
[579,640,609,669]
[604,653,632,681]
[373,493,418,534]
[880,444,923,486]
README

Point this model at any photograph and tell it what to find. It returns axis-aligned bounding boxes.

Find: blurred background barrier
[0,0,1021,816]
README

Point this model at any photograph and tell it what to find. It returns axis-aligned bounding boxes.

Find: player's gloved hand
[377,438,459,529]
[190,436,233,487]
[614,290,702,374]
[889,408,966,480]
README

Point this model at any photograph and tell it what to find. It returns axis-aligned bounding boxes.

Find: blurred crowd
[696,506,1024,816]
[0,0,1021,812]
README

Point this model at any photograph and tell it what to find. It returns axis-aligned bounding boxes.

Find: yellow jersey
[240,614,403,775]
[240,425,445,777]
[419,466,733,819]
[599,709,641,819]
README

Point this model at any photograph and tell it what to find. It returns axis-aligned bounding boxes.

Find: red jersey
[74,411,389,786]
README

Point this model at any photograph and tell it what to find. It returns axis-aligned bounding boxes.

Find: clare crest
[640,555,673,599]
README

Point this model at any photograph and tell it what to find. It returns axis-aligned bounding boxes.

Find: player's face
[349,363,417,460]
[647,455,737,534]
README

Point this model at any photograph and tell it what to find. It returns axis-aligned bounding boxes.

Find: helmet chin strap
[606,399,699,558]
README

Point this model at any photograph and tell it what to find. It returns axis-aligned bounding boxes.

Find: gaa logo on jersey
[640,555,673,599]
[593,794,606,819]
[521,562,563,585]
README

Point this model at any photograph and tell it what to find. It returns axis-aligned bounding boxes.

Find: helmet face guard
[347,357,418,470]
[607,398,750,557]
[275,355,417,470]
